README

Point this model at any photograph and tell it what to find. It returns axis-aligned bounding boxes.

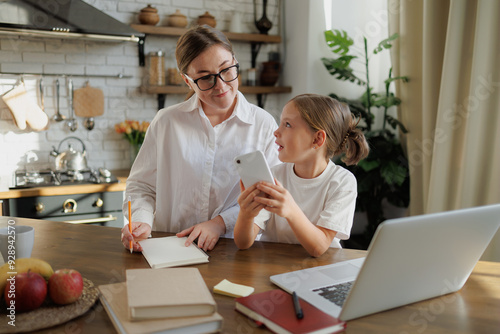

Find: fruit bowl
[0,278,98,333]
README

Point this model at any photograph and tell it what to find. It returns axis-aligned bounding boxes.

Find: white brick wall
[0,0,284,190]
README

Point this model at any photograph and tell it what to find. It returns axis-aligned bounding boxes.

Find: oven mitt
[1,83,49,131]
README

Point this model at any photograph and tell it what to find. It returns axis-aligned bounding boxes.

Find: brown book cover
[98,282,223,334]
[126,268,217,320]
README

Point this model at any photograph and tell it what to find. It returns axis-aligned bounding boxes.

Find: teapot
[50,137,88,171]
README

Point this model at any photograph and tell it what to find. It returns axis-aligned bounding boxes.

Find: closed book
[235,289,345,334]
[139,236,209,269]
[126,268,217,320]
[98,282,223,334]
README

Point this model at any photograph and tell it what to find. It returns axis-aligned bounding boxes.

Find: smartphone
[234,150,275,188]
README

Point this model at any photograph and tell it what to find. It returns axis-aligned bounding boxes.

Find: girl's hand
[237,180,266,219]
[121,222,151,252]
[254,179,300,220]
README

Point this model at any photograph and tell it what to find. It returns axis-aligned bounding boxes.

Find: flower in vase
[114,120,150,146]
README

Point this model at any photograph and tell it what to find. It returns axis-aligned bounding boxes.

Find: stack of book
[98,268,223,334]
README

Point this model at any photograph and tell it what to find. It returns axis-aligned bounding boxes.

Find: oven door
[6,191,124,228]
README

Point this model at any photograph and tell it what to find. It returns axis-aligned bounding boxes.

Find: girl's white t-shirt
[253,161,357,248]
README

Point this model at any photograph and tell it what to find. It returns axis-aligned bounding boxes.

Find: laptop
[270,204,500,321]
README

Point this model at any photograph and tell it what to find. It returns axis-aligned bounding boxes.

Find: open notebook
[139,236,209,269]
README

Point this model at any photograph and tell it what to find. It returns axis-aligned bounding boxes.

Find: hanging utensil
[38,78,45,113]
[73,81,104,132]
[66,79,78,132]
[52,79,65,122]
[83,117,95,130]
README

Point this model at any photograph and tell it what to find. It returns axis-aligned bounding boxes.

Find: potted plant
[321,29,410,249]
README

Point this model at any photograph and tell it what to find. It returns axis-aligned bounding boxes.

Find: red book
[235,289,346,334]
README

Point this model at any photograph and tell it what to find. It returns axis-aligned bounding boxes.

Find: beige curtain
[388,0,500,261]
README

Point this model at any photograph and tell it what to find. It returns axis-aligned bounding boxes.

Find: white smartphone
[234,150,275,188]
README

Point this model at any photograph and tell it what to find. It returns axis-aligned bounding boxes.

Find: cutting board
[73,83,104,117]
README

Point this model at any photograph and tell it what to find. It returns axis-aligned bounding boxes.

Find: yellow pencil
[128,196,133,253]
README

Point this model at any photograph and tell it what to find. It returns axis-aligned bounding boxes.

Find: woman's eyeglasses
[184,64,240,91]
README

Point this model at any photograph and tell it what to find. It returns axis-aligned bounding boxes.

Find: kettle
[50,137,88,171]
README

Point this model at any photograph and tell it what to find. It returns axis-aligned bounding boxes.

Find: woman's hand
[176,216,226,252]
[121,222,151,252]
[254,179,301,220]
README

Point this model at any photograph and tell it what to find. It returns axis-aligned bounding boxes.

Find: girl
[234,94,369,257]
[121,25,279,253]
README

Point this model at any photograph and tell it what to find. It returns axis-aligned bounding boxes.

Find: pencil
[128,196,133,253]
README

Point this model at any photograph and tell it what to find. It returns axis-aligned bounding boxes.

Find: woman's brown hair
[175,25,234,75]
[290,94,369,165]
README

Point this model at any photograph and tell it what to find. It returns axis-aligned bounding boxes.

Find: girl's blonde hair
[290,94,369,165]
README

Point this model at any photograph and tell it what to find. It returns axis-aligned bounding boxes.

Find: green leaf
[358,159,380,172]
[321,57,365,85]
[324,29,353,55]
[384,75,409,85]
[381,160,407,186]
[386,115,408,133]
[373,33,399,54]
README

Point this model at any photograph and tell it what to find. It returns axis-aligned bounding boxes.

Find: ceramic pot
[167,9,188,28]
[197,11,216,28]
[138,4,159,26]
[260,61,281,86]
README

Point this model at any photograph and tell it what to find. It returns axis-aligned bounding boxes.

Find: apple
[48,269,84,305]
[4,271,47,312]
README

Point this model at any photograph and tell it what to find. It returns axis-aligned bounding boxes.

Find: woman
[121,25,279,252]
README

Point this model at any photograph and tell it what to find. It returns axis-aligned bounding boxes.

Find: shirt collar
[177,91,255,125]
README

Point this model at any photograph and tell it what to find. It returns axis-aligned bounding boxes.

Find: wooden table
[1,217,499,333]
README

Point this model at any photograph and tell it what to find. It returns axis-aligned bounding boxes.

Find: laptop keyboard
[312,281,354,307]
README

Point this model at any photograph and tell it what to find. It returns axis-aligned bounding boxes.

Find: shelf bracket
[138,36,146,67]
[250,42,263,68]
[257,94,267,109]
[157,94,166,110]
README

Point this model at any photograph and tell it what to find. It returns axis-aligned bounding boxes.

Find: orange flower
[115,119,150,146]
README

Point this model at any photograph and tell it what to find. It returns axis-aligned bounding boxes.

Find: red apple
[48,269,84,305]
[4,271,47,312]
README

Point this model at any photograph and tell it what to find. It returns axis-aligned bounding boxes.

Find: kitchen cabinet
[131,24,291,109]
[0,172,128,227]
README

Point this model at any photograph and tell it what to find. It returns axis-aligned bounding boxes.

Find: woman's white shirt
[124,91,279,236]
[254,161,357,248]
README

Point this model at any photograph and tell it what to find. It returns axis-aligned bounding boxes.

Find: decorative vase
[130,143,142,167]
[254,0,272,34]
[260,61,281,86]
[197,11,216,28]
[138,4,160,26]
[167,9,188,28]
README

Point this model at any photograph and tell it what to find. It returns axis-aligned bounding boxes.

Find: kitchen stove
[10,167,119,189]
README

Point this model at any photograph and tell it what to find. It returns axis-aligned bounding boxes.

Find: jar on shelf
[147,51,165,86]
[167,9,188,28]
[138,4,160,26]
[197,11,216,28]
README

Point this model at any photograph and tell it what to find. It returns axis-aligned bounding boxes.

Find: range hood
[0,0,144,42]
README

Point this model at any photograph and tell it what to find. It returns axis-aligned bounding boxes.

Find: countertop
[0,169,129,199]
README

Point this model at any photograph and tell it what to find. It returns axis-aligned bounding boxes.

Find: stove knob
[63,199,77,213]
[35,202,45,213]
[95,198,104,208]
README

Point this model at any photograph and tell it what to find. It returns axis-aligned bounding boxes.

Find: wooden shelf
[131,24,281,43]
[144,85,291,95]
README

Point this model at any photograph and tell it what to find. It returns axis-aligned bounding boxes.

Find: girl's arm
[254,181,337,257]
[234,181,264,249]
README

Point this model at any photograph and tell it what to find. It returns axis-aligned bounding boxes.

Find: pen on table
[128,196,133,254]
[292,291,304,319]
